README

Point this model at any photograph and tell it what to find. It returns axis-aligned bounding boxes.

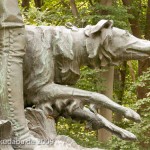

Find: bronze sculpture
[0,1,150,150]
[24,20,150,142]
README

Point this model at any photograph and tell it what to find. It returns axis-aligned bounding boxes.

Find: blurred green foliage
[21,0,131,28]
[107,67,150,150]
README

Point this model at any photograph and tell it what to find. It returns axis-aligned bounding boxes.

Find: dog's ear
[91,20,113,34]
[84,20,113,61]
[84,20,113,36]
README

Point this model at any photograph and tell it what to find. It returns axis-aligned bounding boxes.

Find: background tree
[97,0,114,143]
[22,0,44,9]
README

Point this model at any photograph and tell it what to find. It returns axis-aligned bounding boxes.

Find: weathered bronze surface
[23,21,150,143]
[0,1,150,150]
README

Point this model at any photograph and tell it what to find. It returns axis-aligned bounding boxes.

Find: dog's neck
[73,45,89,67]
[71,33,99,69]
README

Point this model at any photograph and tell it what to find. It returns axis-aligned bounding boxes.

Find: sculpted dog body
[24,20,150,140]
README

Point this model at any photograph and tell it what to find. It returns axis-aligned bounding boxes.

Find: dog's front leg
[34,83,141,122]
[70,107,137,141]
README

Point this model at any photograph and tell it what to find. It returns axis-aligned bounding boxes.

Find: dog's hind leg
[70,107,137,141]
[34,83,141,123]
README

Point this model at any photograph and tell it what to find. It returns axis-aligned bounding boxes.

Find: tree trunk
[122,0,141,38]
[145,0,150,39]
[22,0,44,9]
[22,0,30,9]
[70,0,79,17]
[99,0,112,6]
[98,67,114,142]
[113,62,127,122]
[34,0,44,8]
[97,0,113,143]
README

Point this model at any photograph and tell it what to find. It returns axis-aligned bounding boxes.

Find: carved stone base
[0,108,103,150]
[25,108,103,150]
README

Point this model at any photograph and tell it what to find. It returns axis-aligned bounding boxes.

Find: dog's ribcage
[23,25,86,113]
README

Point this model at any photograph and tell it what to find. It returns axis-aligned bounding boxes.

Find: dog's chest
[54,58,80,85]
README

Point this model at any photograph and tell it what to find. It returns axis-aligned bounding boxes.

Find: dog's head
[84,20,150,67]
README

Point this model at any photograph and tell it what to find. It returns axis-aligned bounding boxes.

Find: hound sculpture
[23,20,150,141]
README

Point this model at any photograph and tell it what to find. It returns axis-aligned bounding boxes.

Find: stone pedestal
[0,108,103,150]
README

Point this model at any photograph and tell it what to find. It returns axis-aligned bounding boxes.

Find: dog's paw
[119,128,137,141]
[36,102,59,118]
[124,108,141,123]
